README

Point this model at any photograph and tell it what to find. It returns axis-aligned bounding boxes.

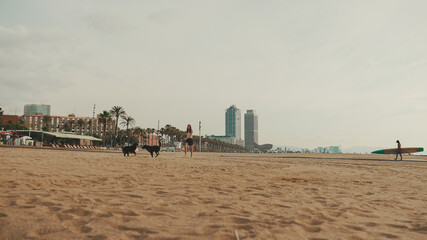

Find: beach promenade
[1,147,426,239]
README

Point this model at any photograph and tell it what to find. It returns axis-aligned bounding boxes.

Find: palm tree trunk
[126,123,129,145]
[103,122,107,145]
[114,117,118,146]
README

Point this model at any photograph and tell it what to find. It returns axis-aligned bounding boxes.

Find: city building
[206,105,245,147]
[314,147,329,153]
[24,104,51,116]
[22,113,116,137]
[207,135,244,146]
[244,109,258,150]
[0,115,19,125]
[313,146,341,153]
[225,105,241,139]
[329,146,341,153]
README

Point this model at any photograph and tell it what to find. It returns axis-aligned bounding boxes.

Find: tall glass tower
[24,104,51,116]
[244,109,258,150]
[225,105,241,139]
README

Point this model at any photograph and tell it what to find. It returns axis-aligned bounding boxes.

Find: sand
[0,147,426,240]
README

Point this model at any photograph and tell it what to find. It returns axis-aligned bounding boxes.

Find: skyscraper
[244,109,258,150]
[24,104,51,116]
[225,105,241,139]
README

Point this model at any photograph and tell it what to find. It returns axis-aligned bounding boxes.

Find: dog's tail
[159,139,162,148]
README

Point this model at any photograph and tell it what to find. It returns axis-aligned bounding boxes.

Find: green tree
[68,120,75,132]
[87,119,93,135]
[98,111,111,145]
[77,119,84,135]
[120,115,135,145]
[43,116,51,132]
[133,127,146,145]
[109,106,126,146]
[63,122,71,132]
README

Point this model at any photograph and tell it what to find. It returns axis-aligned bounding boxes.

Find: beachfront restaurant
[14,130,102,147]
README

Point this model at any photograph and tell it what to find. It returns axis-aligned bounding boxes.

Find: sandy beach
[0,147,426,240]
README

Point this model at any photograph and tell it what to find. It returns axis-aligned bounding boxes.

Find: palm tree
[77,119,84,135]
[159,127,165,141]
[43,116,51,132]
[98,111,111,145]
[68,119,75,133]
[109,106,126,146]
[62,122,69,132]
[133,127,146,145]
[87,119,93,135]
[120,115,135,145]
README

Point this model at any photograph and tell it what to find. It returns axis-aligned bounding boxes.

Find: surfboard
[371,147,424,154]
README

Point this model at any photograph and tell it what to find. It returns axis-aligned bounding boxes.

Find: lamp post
[199,121,201,152]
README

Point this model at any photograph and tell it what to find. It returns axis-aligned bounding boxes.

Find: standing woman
[184,124,194,158]
[395,140,402,161]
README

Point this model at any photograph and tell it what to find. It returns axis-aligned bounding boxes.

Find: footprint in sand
[67,220,92,234]
[208,225,223,229]
[48,206,62,212]
[346,225,365,231]
[387,224,408,229]
[0,198,17,207]
[308,219,324,226]
[118,210,139,216]
[145,211,165,216]
[197,212,207,217]
[97,212,113,218]
[41,201,55,207]
[19,205,36,209]
[56,213,73,221]
[37,226,65,236]
[117,226,157,239]
[302,225,322,233]
[279,219,298,226]
[365,222,377,227]
[239,225,254,231]
[217,204,232,209]
[275,204,291,209]
[232,217,252,224]
[411,226,427,232]
[88,235,107,240]
[125,194,143,199]
[81,225,92,233]
[379,233,398,239]
[25,197,39,204]
[63,207,92,217]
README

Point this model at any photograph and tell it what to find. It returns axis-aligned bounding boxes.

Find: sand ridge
[0,147,426,239]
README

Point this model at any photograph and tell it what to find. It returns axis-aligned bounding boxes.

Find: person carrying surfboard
[395,140,402,161]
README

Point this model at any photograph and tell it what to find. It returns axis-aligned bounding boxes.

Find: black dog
[122,143,138,157]
[141,140,161,157]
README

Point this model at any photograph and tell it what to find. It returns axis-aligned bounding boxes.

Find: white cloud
[148,8,183,24]
[83,12,134,34]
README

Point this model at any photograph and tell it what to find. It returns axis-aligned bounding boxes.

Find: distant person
[184,124,194,158]
[12,131,16,145]
[395,140,402,161]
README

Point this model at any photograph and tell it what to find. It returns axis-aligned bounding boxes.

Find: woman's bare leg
[190,145,193,158]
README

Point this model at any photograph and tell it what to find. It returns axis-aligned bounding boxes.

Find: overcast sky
[1,0,427,150]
